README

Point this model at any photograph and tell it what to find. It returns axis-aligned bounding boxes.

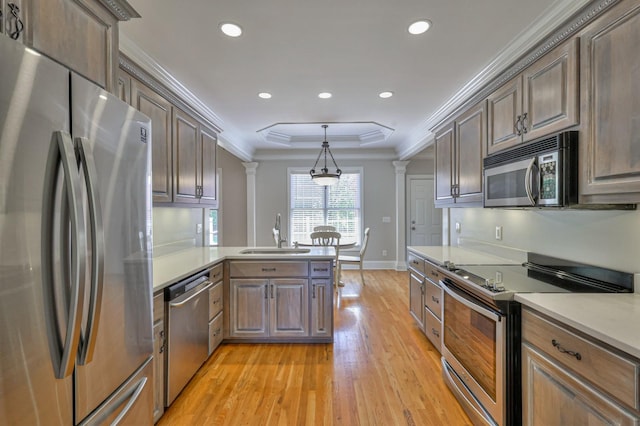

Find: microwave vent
[483,131,577,168]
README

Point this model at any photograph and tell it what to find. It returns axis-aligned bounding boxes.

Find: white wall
[153,207,204,255]
[449,207,640,272]
[254,159,398,267]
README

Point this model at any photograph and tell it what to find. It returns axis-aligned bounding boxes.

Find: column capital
[243,162,259,175]
[392,160,410,174]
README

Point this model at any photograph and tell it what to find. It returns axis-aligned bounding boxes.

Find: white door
[409,178,442,246]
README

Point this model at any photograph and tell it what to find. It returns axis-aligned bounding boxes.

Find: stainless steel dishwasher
[165,269,213,406]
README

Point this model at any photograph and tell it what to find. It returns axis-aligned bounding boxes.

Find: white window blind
[289,171,362,245]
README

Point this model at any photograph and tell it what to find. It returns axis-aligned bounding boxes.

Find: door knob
[411,227,416,230]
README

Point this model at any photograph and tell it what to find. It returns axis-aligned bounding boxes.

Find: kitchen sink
[239,248,311,255]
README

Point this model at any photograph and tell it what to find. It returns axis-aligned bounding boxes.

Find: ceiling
[120,0,586,161]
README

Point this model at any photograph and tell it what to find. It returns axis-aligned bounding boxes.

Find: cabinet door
[152,320,165,423]
[229,279,269,338]
[434,122,455,205]
[522,344,639,426]
[116,71,131,105]
[173,108,200,203]
[270,279,308,337]
[131,79,173,202]
[409,273,425,330]
[487,76,522,154]
[199,125,218,206]
[579,1,640,202]
[455,101,486,204]
[522,37,579,142]
[310,279,332,338]
[25,0,118,90]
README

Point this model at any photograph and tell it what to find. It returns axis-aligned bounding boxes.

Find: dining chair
[310,231,341,287]
[313,225,337,232]
[338,227,370,285]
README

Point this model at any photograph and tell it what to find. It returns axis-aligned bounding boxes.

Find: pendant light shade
[310,125,341,186]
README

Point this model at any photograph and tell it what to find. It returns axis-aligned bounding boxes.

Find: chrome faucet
[274,213,287,248]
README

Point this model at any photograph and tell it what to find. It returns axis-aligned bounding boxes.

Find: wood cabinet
[407,250,443,353]
[152,293,165,423]
[226,260,332,342]
[521,307,640,425]
[172,108,218,206]
[208,263,224,355]
[487,38,579,154]
[579,0,640,204]
[435,100,485,207]
[131,77,173,203]
[17,0,138,91]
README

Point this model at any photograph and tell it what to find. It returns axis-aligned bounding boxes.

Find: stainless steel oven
[441,279,506,426]
[438,253,634,426]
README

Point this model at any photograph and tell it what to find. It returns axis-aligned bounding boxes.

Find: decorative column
[243,162,259,247]
[393,161,410,271]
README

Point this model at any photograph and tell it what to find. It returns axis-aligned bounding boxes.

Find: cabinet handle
[8,3,24,40]
[431,271,438,277]
[432,328,440,338]
[521,112,529,134]
[431,295,439,304]
[213,328,221,337]
[262,267,277,272]
[421,284,425,295]
[264,285,268,299]
[270,284,274,299]
[312,284,316,299]
[213,298,221,305]
[515,115,523,136]
[313,268,329,272]
[551,339,582,361]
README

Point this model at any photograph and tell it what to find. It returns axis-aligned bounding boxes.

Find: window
[288,168,362,245]
[209,209,218,246]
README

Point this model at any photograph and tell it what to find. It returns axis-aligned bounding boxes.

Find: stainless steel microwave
[483,131,578,207]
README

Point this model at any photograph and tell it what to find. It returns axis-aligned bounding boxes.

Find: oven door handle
[441,281,501,322]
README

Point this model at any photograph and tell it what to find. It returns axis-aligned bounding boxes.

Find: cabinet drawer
[209,262,223,283]
[153,293,164,322]
[425,262,441,284]
[407,252,425,275]
[424,307,442,353]
[522,308,639,409]
[208,312,223,355]
[425,279,442,320]
[209,281,223,320]
[310,261,332,278]
[229,261,308,278]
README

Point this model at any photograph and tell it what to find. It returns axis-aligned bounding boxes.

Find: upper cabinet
[434,101,486,207]
[9,0,139,91]
[487,38,579,155]
[579,0,640,204]
[120,60,220,207]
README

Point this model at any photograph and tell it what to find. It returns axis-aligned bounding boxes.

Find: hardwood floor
[157,270,471,425]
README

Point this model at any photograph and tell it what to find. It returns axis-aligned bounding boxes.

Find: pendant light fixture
[310,124,341,186]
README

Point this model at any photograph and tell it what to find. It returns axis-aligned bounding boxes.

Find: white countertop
[407,246,521,266]
[516,293,640,359]
[152,246,336,292]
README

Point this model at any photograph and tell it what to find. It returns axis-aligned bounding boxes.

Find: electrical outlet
[495,226,502,240]
[382,249,388,257]
[196,223,203,234]
[455,222,461,233]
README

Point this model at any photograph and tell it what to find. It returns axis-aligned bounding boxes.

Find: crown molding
[253,148,398,161]
[400,0,618,158]
[97,0,140,20]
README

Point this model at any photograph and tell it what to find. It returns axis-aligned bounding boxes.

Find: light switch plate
[495,226,502,240]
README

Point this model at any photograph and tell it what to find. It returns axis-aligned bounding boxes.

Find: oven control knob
[486,278,495,289]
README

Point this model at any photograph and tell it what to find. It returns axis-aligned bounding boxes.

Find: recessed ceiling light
[220,22,242,37]
[258,92,272,99]
[408,20,432,35]
[318,92,332,99]
[379,91,394,98]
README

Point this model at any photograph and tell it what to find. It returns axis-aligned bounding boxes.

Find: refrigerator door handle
[42,131,87,379]
[75,137,105,365]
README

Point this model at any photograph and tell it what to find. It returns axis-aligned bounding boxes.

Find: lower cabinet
[229,278,309,338]
[408,250,443,353]
[226,260,333,342]
[409,272,425,329]
[522,307,640,425]
[208,267,224,355]
[152,293,165,423]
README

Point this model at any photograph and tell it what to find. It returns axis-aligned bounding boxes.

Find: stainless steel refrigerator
[0,35,154,425]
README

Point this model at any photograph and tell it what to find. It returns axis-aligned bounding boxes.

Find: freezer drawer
[78,357,153,426]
